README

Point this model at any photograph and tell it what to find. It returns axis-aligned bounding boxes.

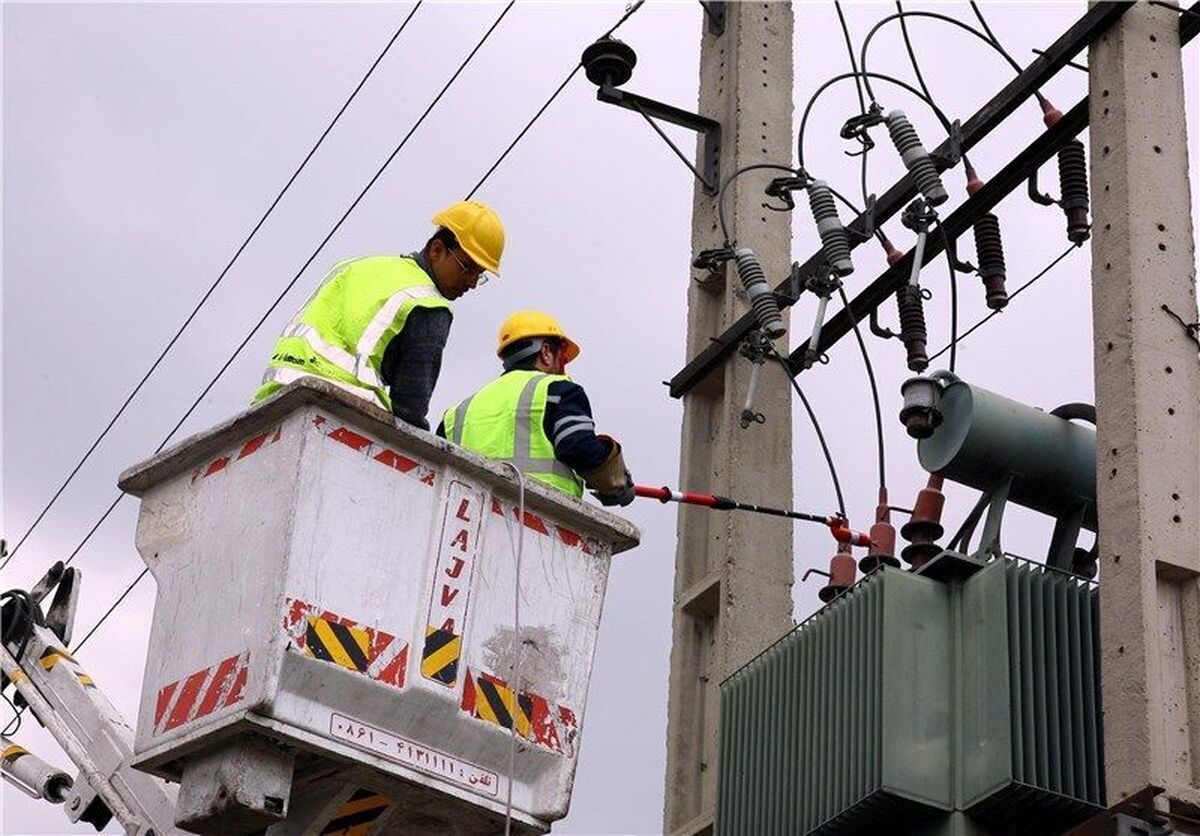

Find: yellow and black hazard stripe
[474,676,533,738]
[319,788,390,835]
[420,626,461,685]
[305,617,371,673]
[75,672,96,689]
[2,744,28,765]
[39,646,77,671]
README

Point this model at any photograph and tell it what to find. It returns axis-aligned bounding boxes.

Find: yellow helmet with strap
[431,201,505,275]
[496,310,581,363]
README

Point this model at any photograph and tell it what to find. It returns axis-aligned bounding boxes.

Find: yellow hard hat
[497,310,581,363]
[431,200,505,275]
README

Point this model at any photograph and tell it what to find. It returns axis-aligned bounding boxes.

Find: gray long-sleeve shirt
[377,253,452,430]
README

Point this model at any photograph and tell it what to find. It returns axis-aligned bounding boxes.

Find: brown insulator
[1057,140,1090,244]
[896,287,928,372]
[860,488,899,573]
[1039,96,1063,128]
[819,542,858,603]
[901,472,946,570]
[973,213,1009,310]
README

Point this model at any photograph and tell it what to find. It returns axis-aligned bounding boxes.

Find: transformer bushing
[860,488,899,573]
[899,375,944,439]
[819,542,858,602]
[900,472,946,569]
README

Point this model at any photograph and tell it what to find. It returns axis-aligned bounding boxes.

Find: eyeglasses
[449,249,489,286]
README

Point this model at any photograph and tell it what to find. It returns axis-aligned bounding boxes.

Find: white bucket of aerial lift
[118,378,639,833]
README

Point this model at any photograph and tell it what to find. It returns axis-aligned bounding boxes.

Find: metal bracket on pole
[596,85,722,193]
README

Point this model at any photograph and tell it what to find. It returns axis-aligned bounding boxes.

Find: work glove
[583,435,636,508]
[596,470,635,507]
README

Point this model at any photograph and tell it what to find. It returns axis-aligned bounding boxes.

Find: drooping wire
[895,1,973,174]
[935,221,959,372]
[859,10,1041,108]
[767,347,847,518]
[837,287,886,492]
[717,162,799,246]
[968,2,1052,110]
[48,4,517,647]
[466,0,646,199]
[1,4,425,572]
[832,2,871,207]
[968,2,1026,75]
[797,71,954,172]
[72,568,148,652]
[927,241,1081,363]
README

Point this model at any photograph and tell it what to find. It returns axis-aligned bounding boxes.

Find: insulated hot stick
[634,485,872,546]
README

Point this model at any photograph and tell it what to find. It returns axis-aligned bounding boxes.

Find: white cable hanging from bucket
[497,462,526,836]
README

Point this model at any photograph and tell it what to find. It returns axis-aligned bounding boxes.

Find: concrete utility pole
[1089,1,1200,827]
[662,5,794,835]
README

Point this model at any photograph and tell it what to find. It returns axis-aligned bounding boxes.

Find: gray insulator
[886,110,949,206]
[734,248,786,339]
[806,180,854,277]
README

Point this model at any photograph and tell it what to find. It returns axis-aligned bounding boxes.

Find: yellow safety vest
[442,371,585,498]
[252,256,451,410]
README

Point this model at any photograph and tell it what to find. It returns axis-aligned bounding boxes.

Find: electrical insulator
[973,213,1009,310]
[819,541,857,603]
[806,180,854,277]
[885,111,949,207]
[1057,139,1090,243]
[895,287,929,372]
[900,472,946,570]
[899,375,943,439]
[861,488,899,573]
[733,248,787,339]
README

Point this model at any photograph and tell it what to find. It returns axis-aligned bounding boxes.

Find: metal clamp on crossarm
[582,37,722,193]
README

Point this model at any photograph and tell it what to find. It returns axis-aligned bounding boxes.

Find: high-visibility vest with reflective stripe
[442,371,585,499]
[252,256,451,410]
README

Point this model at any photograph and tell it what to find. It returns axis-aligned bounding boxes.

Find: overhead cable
[466,0,646,200]
[1,3,425,572]
[50,3,517,650]
[927,241,1081,363]
[769,348,847,518]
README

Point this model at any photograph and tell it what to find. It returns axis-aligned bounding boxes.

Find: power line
[1,3,425,572]
[927,242,1081,363]
[770,348,847,518]
[65,2,516,650]
[466,0,646,199]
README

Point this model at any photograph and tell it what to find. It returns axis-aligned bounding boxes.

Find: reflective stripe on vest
[444,372,583,498]
[252,256,450,410]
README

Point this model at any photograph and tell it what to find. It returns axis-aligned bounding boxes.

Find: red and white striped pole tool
[633,484,872,547]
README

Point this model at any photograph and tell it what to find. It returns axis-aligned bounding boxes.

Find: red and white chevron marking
[490,498,595,556]
[313,415,437,487]
[153,651,249,735]
[191,426,283,483]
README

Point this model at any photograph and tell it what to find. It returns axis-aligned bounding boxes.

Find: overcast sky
[3,2,1197,834]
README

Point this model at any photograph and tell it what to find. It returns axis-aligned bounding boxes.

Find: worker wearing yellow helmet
[438,311,635,506]
[252,201,504,429]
